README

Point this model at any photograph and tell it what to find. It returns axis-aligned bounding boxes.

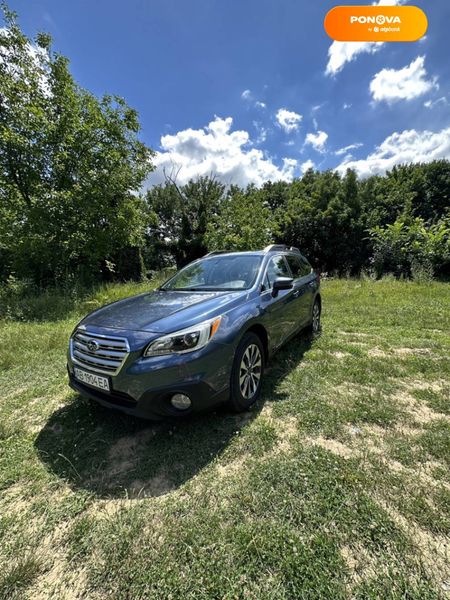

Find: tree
[369,216,450,279]
[205,186,276,251]
[282,169,364,273]
[146,175,225,267]
[0,4,154,285]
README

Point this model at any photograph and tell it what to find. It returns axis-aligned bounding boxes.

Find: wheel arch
[315,293,322,311]
[243,323,269,363]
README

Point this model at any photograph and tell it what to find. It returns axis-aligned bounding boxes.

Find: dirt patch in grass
[308,436,354,459]
[331,351,351,359]
[376,498,450,589]
[129,471,175,498]
[31,559,88,600]
[394,347,433,356]
[340,543,376,586]
[98,427,162,486]
[88,499,130,519]
[272,416,298,453]
[367,347,436,359]
[392,390,450,425]
[23,521,85,600]
[368,348,389,358]
[107,428,158,476]
[1,483,33,514]
[405,379,447,393]
[216,455,247,478]
[338,331,373,338]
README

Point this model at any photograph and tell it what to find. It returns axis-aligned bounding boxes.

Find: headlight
[144,316,222,357]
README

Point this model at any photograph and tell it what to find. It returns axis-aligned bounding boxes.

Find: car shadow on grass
[35,333,313,499]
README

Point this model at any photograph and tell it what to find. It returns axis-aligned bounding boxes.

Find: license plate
[74,367,110,391]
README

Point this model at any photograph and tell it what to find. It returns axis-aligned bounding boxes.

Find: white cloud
[276,108,303,133]
[146,116,298,188]
[253,121,268,144]
[326,41,383,77]
[335,143,363,156]
[424,96,448,109]
[336,127,450,177]
[325,0,406,76]
[305,130,328,153]
[241,90,267,110]
[343,103,352,110]
[301,160,315,173]
[375,0,406,4]
[282,158,298,177]
[370,56,438,103]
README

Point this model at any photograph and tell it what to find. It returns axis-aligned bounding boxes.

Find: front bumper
[68,373,229,420]
[67,330,234,420]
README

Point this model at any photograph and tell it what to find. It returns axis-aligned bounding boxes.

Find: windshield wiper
[160,286,244,292]
[175,287,217,291]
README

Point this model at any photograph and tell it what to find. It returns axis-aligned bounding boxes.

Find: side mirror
[272,277,293,296]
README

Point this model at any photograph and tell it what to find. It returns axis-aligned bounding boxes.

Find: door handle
[293,290,300,298]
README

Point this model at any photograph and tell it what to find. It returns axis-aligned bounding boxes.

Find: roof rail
[263,244,301,254]
[204,250,230,257]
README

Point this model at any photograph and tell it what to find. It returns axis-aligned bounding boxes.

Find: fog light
[171,393,191,410]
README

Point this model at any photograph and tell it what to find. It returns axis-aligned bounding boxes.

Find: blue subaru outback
[67,245,321,419]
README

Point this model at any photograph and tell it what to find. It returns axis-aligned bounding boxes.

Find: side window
[265,255,290,288]
[285,255,303,279]
[300,256,312,277]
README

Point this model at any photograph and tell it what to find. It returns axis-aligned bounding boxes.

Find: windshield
[161,255,263,291]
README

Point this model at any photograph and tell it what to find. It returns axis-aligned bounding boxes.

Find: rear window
[286,254,311,278]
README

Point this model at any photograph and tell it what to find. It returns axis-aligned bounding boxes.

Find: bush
[369,217,450,280]
[0,275,81,321]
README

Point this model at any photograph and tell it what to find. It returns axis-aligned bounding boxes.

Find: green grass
[0,278,449,599]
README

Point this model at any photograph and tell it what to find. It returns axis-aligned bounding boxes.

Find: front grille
[70,330,130,375]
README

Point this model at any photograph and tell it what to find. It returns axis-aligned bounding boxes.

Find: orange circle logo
[324,5,428,42]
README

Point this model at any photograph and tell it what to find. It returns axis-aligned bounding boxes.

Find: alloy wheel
[239,343,262,399]
[312,302,321,334]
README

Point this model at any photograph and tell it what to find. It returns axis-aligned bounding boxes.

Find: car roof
[203,245,302,259]
[202,251,265,258]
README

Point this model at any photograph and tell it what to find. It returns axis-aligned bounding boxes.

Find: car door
[285,253,315,327]
[259,254,297,349]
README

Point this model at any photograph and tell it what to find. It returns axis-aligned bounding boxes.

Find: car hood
[80,289,247,333]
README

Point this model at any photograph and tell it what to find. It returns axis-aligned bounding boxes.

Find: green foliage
[282,169,366,274]
[0,7,154,285]
[369,216,450,280]
[147,162,449,278]
[206,185,276,251]
[146,176,225,267]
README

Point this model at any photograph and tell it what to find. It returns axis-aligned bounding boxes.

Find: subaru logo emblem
[87,340,99,352]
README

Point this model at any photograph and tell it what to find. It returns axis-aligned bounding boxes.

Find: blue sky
[4,0,450,186]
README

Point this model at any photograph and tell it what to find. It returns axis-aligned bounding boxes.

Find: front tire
[229,332,264,412]
[310,298,321,335]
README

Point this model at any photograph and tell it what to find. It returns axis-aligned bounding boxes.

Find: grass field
[0,278,449,599]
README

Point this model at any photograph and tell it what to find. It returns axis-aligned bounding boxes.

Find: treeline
[146,164,450,280]
[1,6,449,291]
